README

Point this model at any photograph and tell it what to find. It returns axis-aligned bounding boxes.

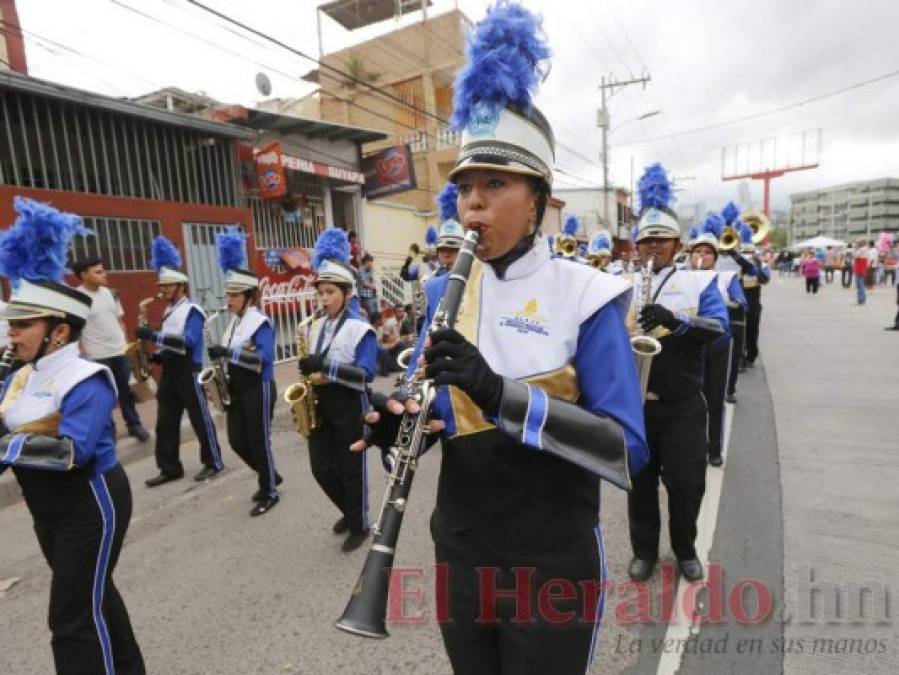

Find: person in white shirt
[73,257,150,441]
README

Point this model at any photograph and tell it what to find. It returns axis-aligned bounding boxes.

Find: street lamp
[610,110,661,133]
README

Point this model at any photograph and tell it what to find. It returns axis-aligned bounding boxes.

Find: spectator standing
[885,244,898,287]
[348,230,362,269]
[803,255,821,294]
[865,240,878,289]
[854,241,870,305]
[356,253,379,319]
[73,257,151,441]
[823,247,837,284]
[841,245,854,288]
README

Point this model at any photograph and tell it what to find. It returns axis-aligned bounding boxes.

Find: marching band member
[731,221,770,369]
[690,214,747,466]
[433,182,466,276]
[355,4,648,672]
[207,228,280,516]
[587,229,618,273]
[626,164,729,583]
[400,226,439,283]
[299,228,378,553]
[0,198,145,674]
[139,236,224,487]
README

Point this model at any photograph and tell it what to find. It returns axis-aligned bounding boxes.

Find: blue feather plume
[450,1,550,130]
[215,226,246,272]
[563,215,579,236]
[425,226,438,246]
[0,197,90,288]
[702,212,724,239]
[688,226,699,240]
[721,201,740,226]
[312,227,350,272]
[437,183,459,222]
[738,219,753,245]
[151,236,182,273]
[638,163,674,213]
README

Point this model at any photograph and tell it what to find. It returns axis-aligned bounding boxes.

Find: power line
[611,67,899,148]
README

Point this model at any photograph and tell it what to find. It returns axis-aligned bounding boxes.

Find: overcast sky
[13,0,899,212]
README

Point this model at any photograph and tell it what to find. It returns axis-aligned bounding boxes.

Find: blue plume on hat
[215,226,246,272]
[563,215,579,236]
[312,227,351,272]
[450,1,550,131]
[425,226,438,247]
[721,201,740,226]
[638,163,674,214]
[437,183,459,222]
[738,219,753,245]
[688,226,699,241]
[702,212,724,239]
[151,235,182,273]
[0,197,90,289]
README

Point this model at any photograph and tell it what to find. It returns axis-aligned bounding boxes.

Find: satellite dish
[255,72,272,97]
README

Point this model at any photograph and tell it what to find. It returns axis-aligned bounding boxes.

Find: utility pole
[598,72,651,236]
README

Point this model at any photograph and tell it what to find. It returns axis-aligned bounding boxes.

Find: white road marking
[655,402,732,675]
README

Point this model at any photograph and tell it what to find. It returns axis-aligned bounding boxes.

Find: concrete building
[790,178,899,243]
[552,187,634,239]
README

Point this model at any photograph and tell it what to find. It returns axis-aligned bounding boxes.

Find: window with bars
[70,217,162,272]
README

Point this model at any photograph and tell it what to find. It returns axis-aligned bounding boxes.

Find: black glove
[299,354,325,376]
[424,329,503,417]
[135,326,155,341]
[148,353,162,365]
[208,345,229,360]
[361,390,409,454]
[639,303,680,332]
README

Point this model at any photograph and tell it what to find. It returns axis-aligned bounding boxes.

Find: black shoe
[341,529,370,553]
[678,558,704,581]
[332,517,349,535]
[709,455,724,467]
[726,394,737,404]
[128,425,151,442]
[145,472,183,488]
[746,360,755,369]
[194,466,222,482]
[627,557,656,581]
[275,472,284,486]
[250,495,279,517]
[885,325,899,331]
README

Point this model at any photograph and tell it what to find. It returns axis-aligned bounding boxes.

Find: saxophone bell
[198,308,231,413]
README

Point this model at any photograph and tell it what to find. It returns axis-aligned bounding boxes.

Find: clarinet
[0,346,19,399]
[335,229,480,639]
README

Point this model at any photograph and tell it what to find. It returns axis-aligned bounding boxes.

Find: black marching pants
[703,340,731,459]
[154,357,223,476]
[745,303,762,364]
[841,266,852,288]
[726,307,745,397]
[227,373,278,498]
[15,463,145,675]
[628,394,708,561]
[434,525,605,675]
[307,384,368,533]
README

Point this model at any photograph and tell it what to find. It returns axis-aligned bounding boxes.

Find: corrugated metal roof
[0,71,256,140]
[235,108,388,145]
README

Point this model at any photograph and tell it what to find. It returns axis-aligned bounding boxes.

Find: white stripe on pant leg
[262,382,277,498]
[88,475,116,675]
[586,525,607,671]
[193,377,223,470]
[360,393,369,531]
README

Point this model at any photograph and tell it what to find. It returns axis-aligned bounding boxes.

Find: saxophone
[631,255,663,401]
[126,294,160,403]
[283,310,324,438]
[197,309,231,413]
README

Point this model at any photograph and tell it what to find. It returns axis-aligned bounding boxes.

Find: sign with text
[362,144,417,199]
[255,142,287,200]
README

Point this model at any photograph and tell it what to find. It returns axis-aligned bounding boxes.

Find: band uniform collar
[35,341,80,372]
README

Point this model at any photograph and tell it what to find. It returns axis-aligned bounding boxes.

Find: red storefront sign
[281,154,365,184]
[255,142,288,199]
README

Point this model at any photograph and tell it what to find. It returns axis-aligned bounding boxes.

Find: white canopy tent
[789,235,847,251]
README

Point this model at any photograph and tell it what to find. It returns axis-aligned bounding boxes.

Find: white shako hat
[312,227,356,288]
[216,226,258,292]
[0,197,92,327]
[151,235,189,284]
[446,2,555,188]
[690,212,724,254]
[635,163,680,242]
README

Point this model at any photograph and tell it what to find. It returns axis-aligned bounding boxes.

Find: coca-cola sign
[362,144,417,199]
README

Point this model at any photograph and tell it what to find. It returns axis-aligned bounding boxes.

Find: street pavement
[0,276,896,674]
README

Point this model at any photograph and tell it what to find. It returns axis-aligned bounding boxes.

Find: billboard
[362,145,417,199]
[255,142,288,200]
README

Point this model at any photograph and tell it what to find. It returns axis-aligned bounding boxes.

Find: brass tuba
[197,309,231,413]
[125,293,161,403]
[718,226,741,252]
[631,256,662,400]
[554,235,578,258]
[742,210,770,245]
[283,310,324,437]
